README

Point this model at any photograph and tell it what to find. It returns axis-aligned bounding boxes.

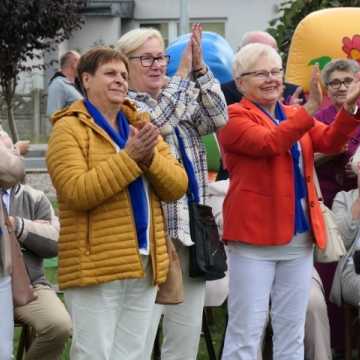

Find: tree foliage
[0,0,87,141]
[268,0,360,62]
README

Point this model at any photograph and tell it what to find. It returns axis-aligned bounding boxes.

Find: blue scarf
[174,128,200,204]
[84,99,149,251]
[257,101,309,235]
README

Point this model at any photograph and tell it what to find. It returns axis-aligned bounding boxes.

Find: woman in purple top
[315,59,360,357]
[315,59,360,207]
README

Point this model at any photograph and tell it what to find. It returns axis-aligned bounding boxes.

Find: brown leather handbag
[155,238,184,305]
[2,203,36,307]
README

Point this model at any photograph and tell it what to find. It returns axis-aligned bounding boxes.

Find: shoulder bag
[313,168,346,263]
[175,128,227,281]
[1,201,36,306]
[155,237,184,305]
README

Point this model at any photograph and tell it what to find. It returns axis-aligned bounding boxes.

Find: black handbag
[188,202,227,280]
[175,128,227,281]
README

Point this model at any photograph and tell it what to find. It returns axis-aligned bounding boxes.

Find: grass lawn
[14,265,227,360]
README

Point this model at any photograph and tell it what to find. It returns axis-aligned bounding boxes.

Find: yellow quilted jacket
[46,100,188,289]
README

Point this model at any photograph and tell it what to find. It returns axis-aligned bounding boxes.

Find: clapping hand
[125,122,160,167]
[344,72,360,114]
[176,41,192,79]
[15,140,30,156]
[191,24,205,73]
[175,23,205,79]
[288,86,304,106]
[304,64,322,116]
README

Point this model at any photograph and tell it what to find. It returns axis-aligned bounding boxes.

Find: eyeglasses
[327,77,354,90]
[128,55,170,67]
[240,68,283,80]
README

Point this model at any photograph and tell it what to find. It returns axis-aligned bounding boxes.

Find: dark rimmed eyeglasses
[240,68,283,80]
[327,77,354,90]
[129,55,170,67]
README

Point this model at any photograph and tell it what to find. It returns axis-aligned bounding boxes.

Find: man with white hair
[47,50,83,117]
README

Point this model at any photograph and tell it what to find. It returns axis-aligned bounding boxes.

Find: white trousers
[222,247,313,360]
[304,269,332,360]
[64,257,157,360]
[0,275,13,360]
[143,241,206,360]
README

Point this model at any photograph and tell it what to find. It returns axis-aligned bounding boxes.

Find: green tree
[268,0,360,62]
[0,0,87,141]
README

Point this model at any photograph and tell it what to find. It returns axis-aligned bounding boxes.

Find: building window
[197,22,225,37]
[177,21,225,37]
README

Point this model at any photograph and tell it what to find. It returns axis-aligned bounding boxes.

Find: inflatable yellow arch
[286,7,360,91]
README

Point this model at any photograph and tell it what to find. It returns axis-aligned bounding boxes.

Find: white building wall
[133,0,282,49]
[19,1,283,93]
[69,16,122,52]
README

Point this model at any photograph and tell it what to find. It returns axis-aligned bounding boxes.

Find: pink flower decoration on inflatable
[342,35,360,63]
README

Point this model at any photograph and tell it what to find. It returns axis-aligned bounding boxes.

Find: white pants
[0,275,13,360]
[144,241,206,360]
[64,257,157,360]
[304,269,332,360]
[222,247,313,360]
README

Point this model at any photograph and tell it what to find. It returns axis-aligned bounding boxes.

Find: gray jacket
[10,184,59,286]
[330,189,360,306]
[0,143,25,275]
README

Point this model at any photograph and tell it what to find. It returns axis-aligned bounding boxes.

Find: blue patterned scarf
[257,101,309,235]
[84,99,149,251]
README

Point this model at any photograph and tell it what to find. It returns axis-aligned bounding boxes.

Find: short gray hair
[60,51,80,69]
[116,28,164,56]
[321,59,360,86]
[233,43,282,79]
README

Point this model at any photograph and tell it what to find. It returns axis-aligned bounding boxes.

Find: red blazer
[218,98,360,249]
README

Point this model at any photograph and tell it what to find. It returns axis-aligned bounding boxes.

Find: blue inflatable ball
[166,31,234,84]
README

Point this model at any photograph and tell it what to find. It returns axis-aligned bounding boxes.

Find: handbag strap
[313,166,324,201]
[1,191,13,229]
[174,128,200,204]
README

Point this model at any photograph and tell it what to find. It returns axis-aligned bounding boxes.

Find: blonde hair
[116,28,165,56]
[233,43,282,79]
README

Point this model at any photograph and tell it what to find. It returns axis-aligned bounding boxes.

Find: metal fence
[0,91,50,140]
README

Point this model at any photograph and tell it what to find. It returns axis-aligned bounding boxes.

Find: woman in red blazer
[218,43,360,360]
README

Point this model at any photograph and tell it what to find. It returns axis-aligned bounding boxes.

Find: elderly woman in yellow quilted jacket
[46,47,188,360]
